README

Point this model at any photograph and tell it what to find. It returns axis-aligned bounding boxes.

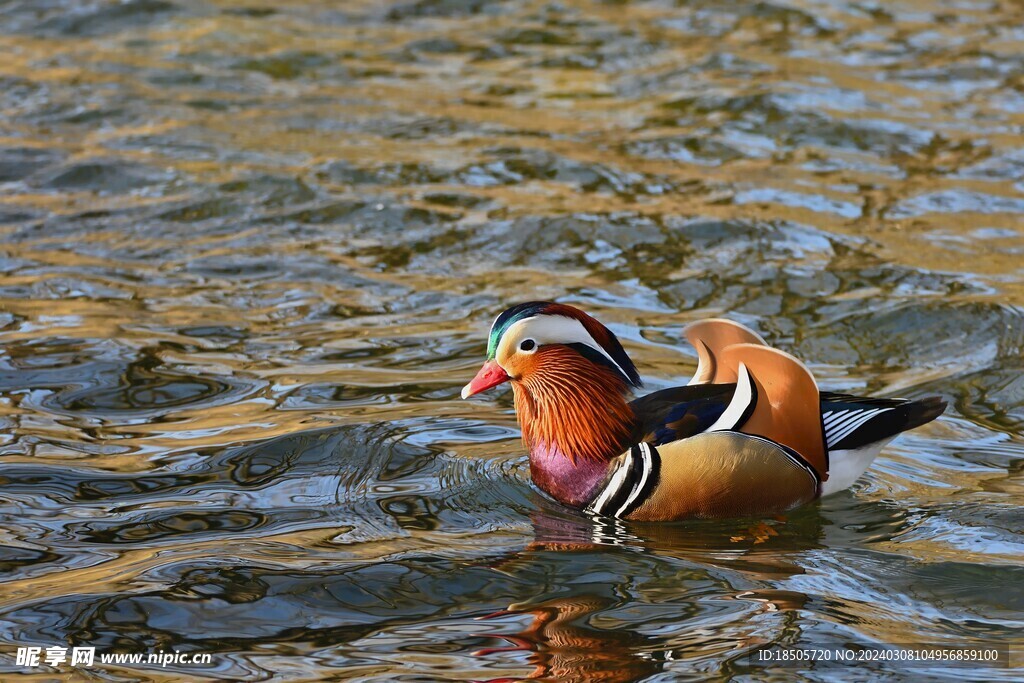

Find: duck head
[462,302,642,464]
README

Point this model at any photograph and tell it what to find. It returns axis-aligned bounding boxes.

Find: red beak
[461,360,510,399]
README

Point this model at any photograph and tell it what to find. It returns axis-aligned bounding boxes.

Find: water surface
[0,0,1022,680]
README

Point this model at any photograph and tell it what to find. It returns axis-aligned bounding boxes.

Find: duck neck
[511,352,636,507]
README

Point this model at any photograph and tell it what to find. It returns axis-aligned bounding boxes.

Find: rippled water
[1,0,1022,680]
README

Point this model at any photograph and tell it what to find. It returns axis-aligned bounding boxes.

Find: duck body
[462,302,946,521]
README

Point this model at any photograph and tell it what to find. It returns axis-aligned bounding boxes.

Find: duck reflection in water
[524,505,825,572]
[474,594,658,683]
[470,507,823,682]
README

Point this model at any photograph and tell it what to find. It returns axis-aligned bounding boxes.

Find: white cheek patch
[497,315,632,382]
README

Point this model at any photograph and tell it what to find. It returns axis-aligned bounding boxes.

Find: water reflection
[471,511,825,682]
[476,595,661,683]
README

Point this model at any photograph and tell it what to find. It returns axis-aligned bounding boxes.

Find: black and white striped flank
[586,442,661,518]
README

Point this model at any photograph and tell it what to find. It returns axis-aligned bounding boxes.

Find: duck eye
[519,339,536,352]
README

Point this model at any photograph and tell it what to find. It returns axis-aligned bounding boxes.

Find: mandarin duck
[461,302,945,521]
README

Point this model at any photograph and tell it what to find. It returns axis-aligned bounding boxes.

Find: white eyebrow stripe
[499,315,633,382]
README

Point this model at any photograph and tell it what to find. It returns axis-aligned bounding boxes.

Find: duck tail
[820,394,946,496]
[902,396,948,432]
[821,393,946,452]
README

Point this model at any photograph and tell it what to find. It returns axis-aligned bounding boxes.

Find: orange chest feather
[510,349,635,464]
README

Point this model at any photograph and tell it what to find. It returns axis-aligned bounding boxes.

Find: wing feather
[684,319,767,385]
[715,343,828,481]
